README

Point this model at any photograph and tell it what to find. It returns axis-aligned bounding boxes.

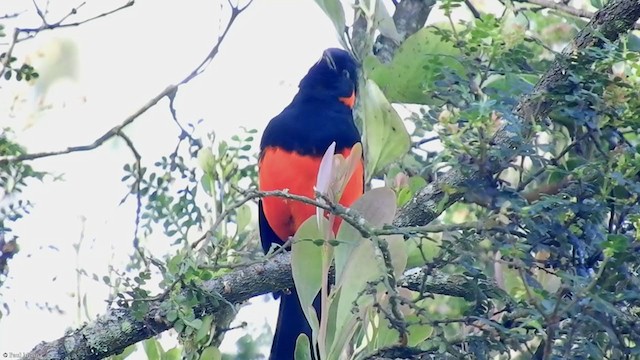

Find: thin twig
[17,1,134,40]
[0,11,24,20]
[464,0,482,19]
[2,0,252,166]
[180,0,254,85]
[517,133,587,191]
[0,85,176,164]
[0,29,19,80]
[117,132,143,254]
[517,0,640,30]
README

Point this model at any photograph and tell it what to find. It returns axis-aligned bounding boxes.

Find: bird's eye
[342,69,350,79]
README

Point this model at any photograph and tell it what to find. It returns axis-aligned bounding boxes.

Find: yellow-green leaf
[162,348,181,360]
[406,237,441,268]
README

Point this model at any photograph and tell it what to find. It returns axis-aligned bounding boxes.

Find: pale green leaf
[197,147,215,174]
[313,0,347,46]
[334,239,379,340]
[291,216,328,340]
[406,237,441,268]
[335,187,397,283]
[364,26,465,105]
[294,334,313,360]
[373,0,402,43]
[385,234,407,278]
[361,79,411,179]
[375,312,401,348]
[406,314,434,346]
[161,348,181,360]
[374,313,433,348]
[196,314,213,342]
[326,301,361,360]
[235,204,251,233]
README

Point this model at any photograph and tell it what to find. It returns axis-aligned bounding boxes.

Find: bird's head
[299,48,358,108]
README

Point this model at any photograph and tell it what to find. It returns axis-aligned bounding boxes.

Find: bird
[258,48,364,359]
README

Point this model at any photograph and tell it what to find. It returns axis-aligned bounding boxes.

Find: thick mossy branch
[27,254,497,359]
[28,254,296,360]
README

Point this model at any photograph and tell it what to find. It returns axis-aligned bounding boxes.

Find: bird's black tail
[269,288,319,359]
[259,200,319,359]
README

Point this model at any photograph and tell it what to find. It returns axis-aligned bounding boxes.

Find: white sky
[0,0,347,357]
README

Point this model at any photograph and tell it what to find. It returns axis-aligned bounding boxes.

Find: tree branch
[0,1,250,166]
[516,0,640,30]
[26,252,504,359]
[0,86,174,165]
[17,1,136,41]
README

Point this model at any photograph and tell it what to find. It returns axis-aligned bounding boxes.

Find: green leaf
[294,334,313,360]
[166,309,178,322]
[291,216,327,340]
[199,346,221,360]
[371,0,402,43]
[375,312,402,348]
[111,344,137,360]
[361,79,411,179]
[167,252,184,275]
[235,203,251,233]
[374,313,433,348]
[143,338,163,360]
[406,237,441,268]
[196,315,214,341]
[396,187,413,206]
[334,239,379,348]
[406,314,434,346]
[326,304,360,359]
[604,234,629,256]
[364,26,464,105]
[201,173,214,196]
[313,0,346,46]
[590,0,603,9]
[330,189,404,355]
